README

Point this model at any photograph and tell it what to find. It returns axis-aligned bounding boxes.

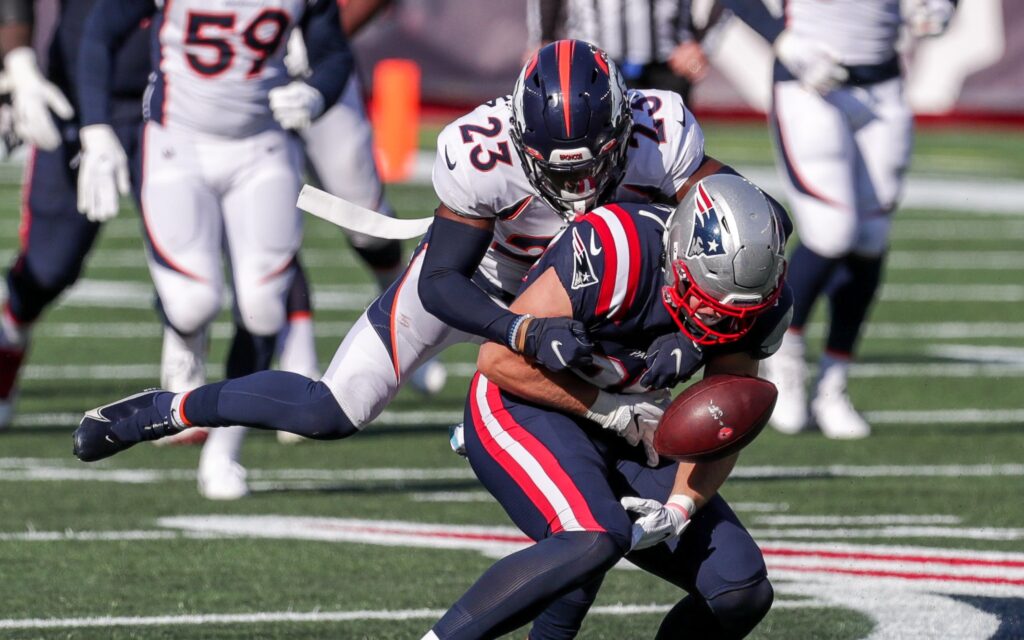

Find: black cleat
[74,390,177,462]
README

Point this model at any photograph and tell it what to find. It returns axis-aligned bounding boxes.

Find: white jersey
[432,89,705,295]
[149,0,310,137]
[785,0,902,66]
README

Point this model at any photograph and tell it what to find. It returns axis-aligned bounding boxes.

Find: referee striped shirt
[528,0,695,65]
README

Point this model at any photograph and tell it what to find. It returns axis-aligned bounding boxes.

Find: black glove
[639,332,704,389]
[521,317,594,372]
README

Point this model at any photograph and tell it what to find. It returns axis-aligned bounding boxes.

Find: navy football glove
[640,332,704,389]
[520,317,594,372]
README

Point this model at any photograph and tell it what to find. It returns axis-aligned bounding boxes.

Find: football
[653,374,778,463]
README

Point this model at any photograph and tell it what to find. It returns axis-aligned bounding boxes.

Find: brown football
[653,374,778,463]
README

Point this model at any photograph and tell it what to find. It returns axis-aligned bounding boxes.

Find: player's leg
[274,260,318,444]
[765,80,859,436]
[302,78,445,396]
[1,140,101,427]
[74,238,470,461]
[814,78,913,439]
[621,460,773,639]
[426,374,634,640]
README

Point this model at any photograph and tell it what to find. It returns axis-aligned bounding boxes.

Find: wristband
[666,494,697,519]
[507,314,534,353]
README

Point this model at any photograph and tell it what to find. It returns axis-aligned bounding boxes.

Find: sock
[179,371,357,440]
[786,243,842,329]
[276,313,320,379]
[825,253,885,355]
[432,531,625,640]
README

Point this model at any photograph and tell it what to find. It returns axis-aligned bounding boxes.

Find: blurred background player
[527,0,721,102]
[722,0,956,439]
[0,0,137,430]
[76,0,352,496]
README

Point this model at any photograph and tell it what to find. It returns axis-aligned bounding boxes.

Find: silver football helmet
[663,174,787,345]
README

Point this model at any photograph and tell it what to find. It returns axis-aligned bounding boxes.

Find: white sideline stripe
[0,601,822,630]
[33,321,354,340]
[880,283,1024,302]
[29,320,1024,341]
[755,515,961,526]
[19,360,1024,383]
[750,526,1024,541]
[888,252,1024,270]
[14,406,1024,429]
[3,460,1023,485]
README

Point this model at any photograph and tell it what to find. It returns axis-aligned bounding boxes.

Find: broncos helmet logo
[686,183,726,258]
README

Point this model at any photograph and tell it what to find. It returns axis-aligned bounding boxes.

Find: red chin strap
[661,260,784,345]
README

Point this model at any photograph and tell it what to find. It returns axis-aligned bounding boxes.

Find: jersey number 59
[184,9,289,78]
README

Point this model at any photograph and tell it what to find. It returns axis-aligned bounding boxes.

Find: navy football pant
[430,374,772,639]
[6,122,141,324]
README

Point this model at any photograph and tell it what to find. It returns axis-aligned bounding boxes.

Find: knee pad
[707,577,774,638]
[161,282,220,335]
[853,216,892,258]
[234,285,288,337]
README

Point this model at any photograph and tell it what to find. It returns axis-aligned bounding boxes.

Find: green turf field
[1,122,1022,639]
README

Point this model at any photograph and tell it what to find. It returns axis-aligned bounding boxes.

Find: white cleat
[409,358,447,397]
[154,327,209,447]
[763,339,809,435]
[276,430,306,445]
[197,460,250,500]
[811,356,871,440]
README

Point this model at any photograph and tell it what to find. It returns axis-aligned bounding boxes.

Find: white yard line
[755,515,962,526]
[888,251,1024,270]
[880,283,1024,302]
[0,600,821,630]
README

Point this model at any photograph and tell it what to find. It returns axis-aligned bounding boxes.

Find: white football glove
[4,47,75,151]
[269,81,325,131]
[621,494,695,550]
[773,30,848,96]
[284,29,311,78]
[902,0,955,38]
[77,124,131,222]
[584,389,670,467]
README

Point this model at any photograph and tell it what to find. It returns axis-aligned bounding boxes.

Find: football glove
[640,332,704,389]
[516,315,595,373]
[269,81,325,131]
[584,389,670,467]
[77,124,131,222]
[3,47,74,151]
[902,0,955,38]
[773,30,848,96]
[621,494,695,550]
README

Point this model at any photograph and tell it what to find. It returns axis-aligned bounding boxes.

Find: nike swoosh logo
[671,348,683,375]
[444,146,457,171]
[551,340,569,369]
[589,231,602,256]
[84,408,109,423]
[104,435,115,444]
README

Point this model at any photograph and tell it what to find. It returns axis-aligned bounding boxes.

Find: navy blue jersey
[48,0,151,124]
[524,201,792,391]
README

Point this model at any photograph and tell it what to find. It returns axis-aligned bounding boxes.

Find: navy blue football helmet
[510,40,632,216]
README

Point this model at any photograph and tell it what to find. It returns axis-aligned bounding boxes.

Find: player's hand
[284,29,311,78]
[902,0,955,38]
[3,47,74,151]
[640,332,703,389]
[77,124,130,222]
[269,81,325,131]
[667,41,708,82]
[585,389,670,467]
[621,494,694,550]
[773,30,848,96]
[518,316,594,372]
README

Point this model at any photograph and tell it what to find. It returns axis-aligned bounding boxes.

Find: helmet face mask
[662,175,787,345]
[510,40,632,217]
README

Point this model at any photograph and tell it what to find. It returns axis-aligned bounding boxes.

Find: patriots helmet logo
[686,183,725,258]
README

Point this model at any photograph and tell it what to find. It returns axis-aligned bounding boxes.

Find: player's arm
[1,0,75,151]
[622,351,758,550]
[341,0,393,37]
[272,0,354,130]
[477,264,667,465]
